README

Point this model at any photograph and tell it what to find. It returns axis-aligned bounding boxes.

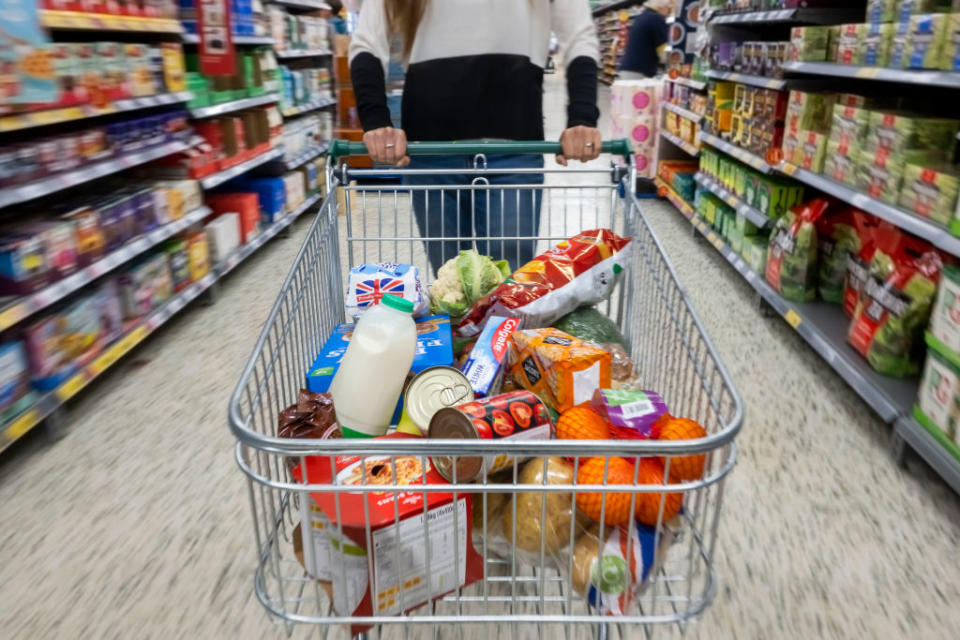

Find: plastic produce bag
[817,209,876,305]
[430,250,510,319]
[843,221,892,317]
[552,306,626,346]
[848,231,943,377]
[766,199,830,302]
[457,230,633,337]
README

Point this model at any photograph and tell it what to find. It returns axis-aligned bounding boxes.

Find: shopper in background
[619,0,674,79]
[349,0,601,273]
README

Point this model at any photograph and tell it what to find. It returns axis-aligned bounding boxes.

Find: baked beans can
[396,366,475,436]
[428,390,552,482]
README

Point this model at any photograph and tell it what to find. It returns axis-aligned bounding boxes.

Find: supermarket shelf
[215,191,321,278]
[708,7,863,25]
[694,172,772,230]
[655,178,695,220]
[706,70,787,90]
[268,0,331,9]
[591,0,640,17]
[279,144,329,171]
[189,93,279,119]
[0,138,191,209]
[666,76,708,91]
[663,197,918,424]
[662,102,703,123]
[782,62,960,89]
[779,162,960,259]
[40,10,183,33]
[709,8,797,23]
[897,414,960,495]
[200,147,286,190]
[275,49,332,59]
[0,206,212,333]
[0,91,193,134]
[280,96,337,118]
[660,130,700,157]
[182,34,275,45]
[698,131,774,174]
[0,272,216,455]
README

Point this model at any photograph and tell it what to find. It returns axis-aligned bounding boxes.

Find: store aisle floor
[1,72,959,640]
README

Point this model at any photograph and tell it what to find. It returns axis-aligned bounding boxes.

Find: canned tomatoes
[428,390,552,482]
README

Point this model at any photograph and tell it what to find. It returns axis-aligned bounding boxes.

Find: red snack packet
[456,229,632,337]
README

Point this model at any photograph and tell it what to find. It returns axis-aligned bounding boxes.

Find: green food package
[754,175,804,219]
[552,306,625,347]
[856,149,906,205]
[817,209,875,304]
[904,13,951,69]
[789,26,831,62]
[864,111,960,163]
[786,91,835,138]
[848,232,943,377]
[829,104,871,158]
[866,0,898,23]
[742,235,769,274]
[728,224,744,255]
[940,13,960,71]
[736,211,759,237]
[863,22,896,66]
[766,199,830,302]
[890,35,911,68]
[929,263,960,353]
[835,23,867,65]
[823,146,861,186]
[916,343,960,442]
[791,130,829,173]
[898,162,960,225]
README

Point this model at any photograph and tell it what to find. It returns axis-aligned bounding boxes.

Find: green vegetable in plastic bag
[817,210,875,305]
[552,306,625,347]
[430,250,511,318]
[766,199,830,302]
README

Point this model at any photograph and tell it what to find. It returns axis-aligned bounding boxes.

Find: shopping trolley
[228,140,743,639]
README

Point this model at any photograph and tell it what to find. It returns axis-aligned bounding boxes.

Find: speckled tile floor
[1,72,959,640]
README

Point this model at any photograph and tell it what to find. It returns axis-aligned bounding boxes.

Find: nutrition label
[372,498,467,616]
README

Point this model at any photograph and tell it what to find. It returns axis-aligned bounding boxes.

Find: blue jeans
[404,154,544,275]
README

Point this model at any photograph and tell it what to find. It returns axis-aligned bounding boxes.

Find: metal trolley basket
[228,141,743,639]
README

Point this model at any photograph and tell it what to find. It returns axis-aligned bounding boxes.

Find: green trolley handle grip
[328,139,632,160]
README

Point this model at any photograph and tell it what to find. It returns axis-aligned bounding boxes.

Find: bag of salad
[848,231,943,377]
[818,209,877,305]
[766,199,830,302]
[843,221,897,317]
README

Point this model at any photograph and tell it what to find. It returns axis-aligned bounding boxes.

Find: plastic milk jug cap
[380,293,414,313]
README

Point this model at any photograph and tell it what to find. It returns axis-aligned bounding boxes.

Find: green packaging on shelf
[829,104,871,158]
[867,0,898,23]
[941,13,960,71]
[899,162,960,225]
[863,111,960,165]
[864,22,896,66]
[827,25,842,61]
[823,146,861,186]
[754,175,804,219]
[905,13,951,69]
[890,35,910,68]
[742,235,768,275]
[744,172,761,208]
[786,91,834,139]
[790,130,829,173]
[856,149,906,206]
[788,26,831,63]
[835,23,867,65]
[733,164,747,199]
[766,199,829,303]
[817,209,873,306]
[728,223,744,255]
[916,343,960,445]
[930,264,960,354]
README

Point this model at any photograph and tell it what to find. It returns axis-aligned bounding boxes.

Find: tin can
[428,390,552,483]
[397,366,474,436]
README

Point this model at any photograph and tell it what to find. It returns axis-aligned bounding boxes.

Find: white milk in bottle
[329,293,417,437]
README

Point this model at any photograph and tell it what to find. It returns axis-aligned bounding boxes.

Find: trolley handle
[328,139,632,159]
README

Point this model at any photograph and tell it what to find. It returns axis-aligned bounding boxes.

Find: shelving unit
[181,34,274,45]
[275,49,332,60]
[279,144,330,171]
[269,0,331,9]
[706,70,787,90]
[281,96,337,118]
[188,93,279,119]
[698,132,774,174]
[0,92,193,133]
[782,62,960,89]
[662,102,703,123]
[40,10,183,33]
[199,147,286,190]
[666,76,707,91]
[660,131,700,157]
[707,7,864,26]
[694,172,772,230]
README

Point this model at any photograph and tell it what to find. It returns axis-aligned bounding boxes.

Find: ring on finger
[385,143,395,149]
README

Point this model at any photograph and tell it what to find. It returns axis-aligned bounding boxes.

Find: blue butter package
[306,316,454,421]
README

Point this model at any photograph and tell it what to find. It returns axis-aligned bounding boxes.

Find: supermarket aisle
[0,72,958,640]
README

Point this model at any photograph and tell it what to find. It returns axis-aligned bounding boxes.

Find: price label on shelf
[784,309,803,329]
[5,410,39,442]
[855,67,880,79]
[57,373,87,402]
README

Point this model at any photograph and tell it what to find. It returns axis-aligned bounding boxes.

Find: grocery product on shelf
[179,0,260,37]
[327,294,417,437]
[0,341,32,417]
[766,199,830,302]
[899,163,960,226]
[610,79,661,176]
[268,8,330,54]
[818,209,878,305]
[929,263,960,351]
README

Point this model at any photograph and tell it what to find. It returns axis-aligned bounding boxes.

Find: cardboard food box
[835,23,867,65]
[823,145,860,186]
[898,163,960,225]
[916,337,960,443]
[753,175,804,219]
[829,104,871,158]
[863,111,960,165]
[856,149,906,205]
[791,130,828,172]
[786,91,834,137]
[294,432,483,635]
[905,13,950,69]
[942,13,960,71]
[864,22,896,66]
[789,26,830,62]
[929,265,960,354]
[867,0,898,23]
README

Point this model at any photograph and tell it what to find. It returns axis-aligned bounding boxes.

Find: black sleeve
[350,52,393,132]
[565,55,600,128]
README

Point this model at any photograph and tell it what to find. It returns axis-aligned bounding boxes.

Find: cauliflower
[430,257,469,317]
[430,250,511,319]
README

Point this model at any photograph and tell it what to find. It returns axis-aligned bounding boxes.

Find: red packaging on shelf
[205,193,261,244]
[293,432,483,635]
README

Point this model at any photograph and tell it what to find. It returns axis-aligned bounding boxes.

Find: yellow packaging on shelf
[791,130,828,173]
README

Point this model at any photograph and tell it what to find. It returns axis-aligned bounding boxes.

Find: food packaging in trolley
[293,432,483,634]
[345,262,429,319]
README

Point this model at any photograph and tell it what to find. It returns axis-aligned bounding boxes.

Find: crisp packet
[590,389,667,439]
[345,262,429,318]
[460,315,522,397]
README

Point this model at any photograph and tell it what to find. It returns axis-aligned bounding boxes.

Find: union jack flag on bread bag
[345,263,429,319]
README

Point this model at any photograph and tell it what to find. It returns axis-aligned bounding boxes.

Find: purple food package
[590,389,667,440]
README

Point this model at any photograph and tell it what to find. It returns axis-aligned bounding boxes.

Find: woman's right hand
[363,127,410,166]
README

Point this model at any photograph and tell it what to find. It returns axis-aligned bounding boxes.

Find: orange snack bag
[507,328,611,413]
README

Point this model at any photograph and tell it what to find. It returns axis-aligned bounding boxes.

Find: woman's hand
[363,126,410,166]
[557,126,602,166]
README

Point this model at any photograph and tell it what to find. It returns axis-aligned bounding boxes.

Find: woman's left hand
[557,126,603,165]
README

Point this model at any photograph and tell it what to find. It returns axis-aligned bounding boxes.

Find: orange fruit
[633,458,683,526]
[653,414,708,481]
[575,457,635,526]
[556,406,610,441]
